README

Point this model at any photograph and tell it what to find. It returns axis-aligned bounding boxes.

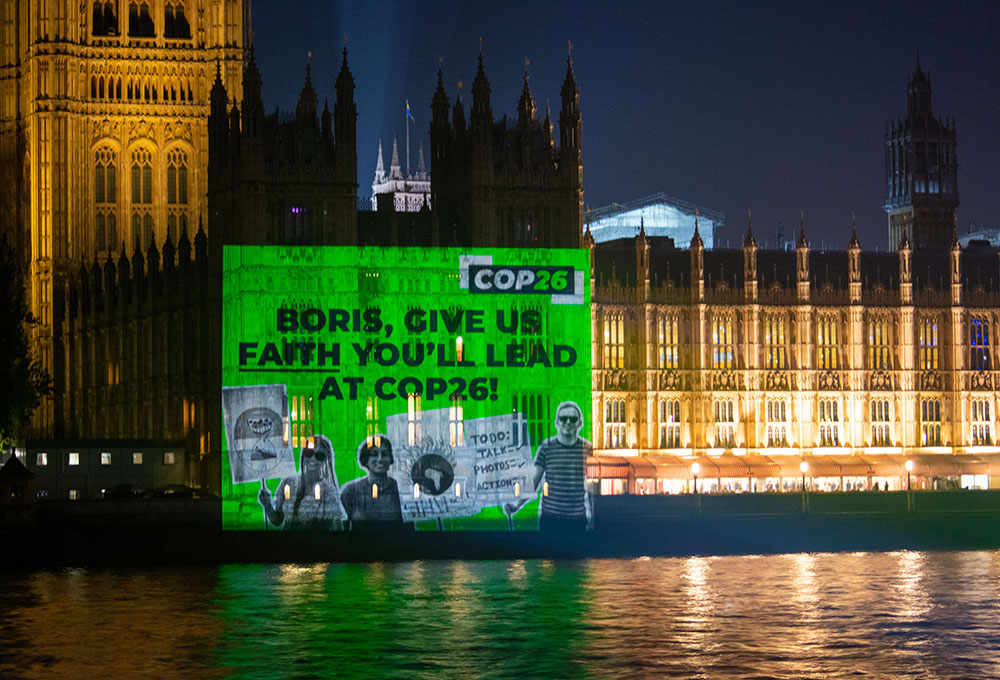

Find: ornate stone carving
[918,371,941,391]
[817,370,841,391]
[92,118,122,142]
[127,118,156,144]
[766,371,789,391]
[713,371,742,391]
[659,371,680,391]
[163,119,193,142]
[869,370,893,391]
[971,371,993,391]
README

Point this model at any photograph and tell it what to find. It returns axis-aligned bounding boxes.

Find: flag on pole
[406,100,414,122]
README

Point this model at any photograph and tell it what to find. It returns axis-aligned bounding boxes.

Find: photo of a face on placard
[223,384,296,483]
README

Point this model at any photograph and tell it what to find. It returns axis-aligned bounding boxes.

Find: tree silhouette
[0,233,50,448]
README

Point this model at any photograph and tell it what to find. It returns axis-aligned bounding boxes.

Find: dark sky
[251,1,1000,251]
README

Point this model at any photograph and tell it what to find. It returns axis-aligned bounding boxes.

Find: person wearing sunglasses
[258,434,346,530]
[531,401,593,531]
[340,434,405,530]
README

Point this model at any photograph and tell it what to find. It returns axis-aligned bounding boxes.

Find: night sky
[251,1,1000,251]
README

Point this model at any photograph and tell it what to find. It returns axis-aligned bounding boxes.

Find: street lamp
[905,458,914,511]
[799,460,810,514]
[691,461,701,495]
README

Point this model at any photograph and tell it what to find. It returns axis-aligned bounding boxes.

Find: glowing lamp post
[691,461,701,495]
[905,459,915,511]
[800,460,810,513]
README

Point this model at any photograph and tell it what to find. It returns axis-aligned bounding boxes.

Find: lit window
[449,398,465,446]
[163,452,175,465]
[919,317,939,370]
[819,399,840,446]
[37,452,48,466]
[68,452,80,466]
[868,317,890,370]
[290,394,314,449]
[604,313,625,369]
[69,489,79,500]
[712,313,734,370]
[713,399,736,447]
[921,399,942,446]
[764,315,786,370]
[133,452,143,464]
[765,398,789,447]
[658,313,679,369]
[971,399,992,445]
[970,316,991,371]
[604,398,627,448]
[101,452,112,465]
[870,399,891,446]
[659,398,681,448]
[407,393,422,445]
[817,316,838,369]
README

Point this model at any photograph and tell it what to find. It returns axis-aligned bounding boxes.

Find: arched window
[868,316,890,370]
[94,147,117,253]
[657,312,679,369]
[92,1,118,36]
[919,316,939,370]
[765,398,788,447]
[817,315,838,369]
[713,398,735,448]
[605,398,626,449]
[164,0,191,39]
[870,398,891,446]
[818,399,840,446]
[764,314,786,369]
[658,398,680,448]
[128,1,154,37]
[971,398,992,445]
[603,313,625,369]
[712,312,734,369]
[920,399,941,446]
[130,148,153,251]
[970,316,991,371]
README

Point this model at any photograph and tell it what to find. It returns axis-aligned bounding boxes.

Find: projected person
[340,435,404,529]
[258,435,346,530]
[531,401,593,531]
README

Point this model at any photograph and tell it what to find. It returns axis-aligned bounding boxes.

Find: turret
[636,218,650,301]
[796,212,810,301]
[559,49,581,159]
[743,210,758,302]
[334,48,357,184]
[898,231,912,304]
[471,51,492,146]
[950,223,962,305]
[848,215,862,304]
[241,45,264,138]
[690,213,705,302]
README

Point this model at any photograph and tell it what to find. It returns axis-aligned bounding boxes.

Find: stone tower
[884,60,959,251]
[0,0,245,435]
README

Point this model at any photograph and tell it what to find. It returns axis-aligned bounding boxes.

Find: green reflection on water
[213,560,596,679]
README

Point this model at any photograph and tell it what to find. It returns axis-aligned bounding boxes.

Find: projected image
[221,247,591,532]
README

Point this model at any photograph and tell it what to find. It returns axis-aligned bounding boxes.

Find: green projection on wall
[222,247,591,531]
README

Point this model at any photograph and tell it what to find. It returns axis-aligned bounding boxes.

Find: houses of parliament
[3,0,997,492]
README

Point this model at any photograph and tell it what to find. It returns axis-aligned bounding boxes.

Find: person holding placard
[258,435,346,530]
[340,435,405,529]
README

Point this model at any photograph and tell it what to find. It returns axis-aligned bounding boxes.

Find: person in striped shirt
[532,401,593,531]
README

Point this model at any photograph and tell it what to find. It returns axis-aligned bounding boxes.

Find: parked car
[103,484,148,499]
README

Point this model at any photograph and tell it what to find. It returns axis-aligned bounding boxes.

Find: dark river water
[2,551,999,679]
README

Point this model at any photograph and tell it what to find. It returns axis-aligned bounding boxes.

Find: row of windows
[90,74,195,103]
[92,0,190,39]
[607,314,993,370]
[35,451,175,466]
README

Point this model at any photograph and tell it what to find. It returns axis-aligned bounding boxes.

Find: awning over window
[586,456,631,479]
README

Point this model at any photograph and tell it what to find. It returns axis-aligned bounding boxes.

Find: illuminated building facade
[0,0,246,441]
[589,219,1000,494]
[587,193,724,249]
[371,138,431,212]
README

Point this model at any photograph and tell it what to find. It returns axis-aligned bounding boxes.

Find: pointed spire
[691,208,704,248]
[639,215,646,238]
[848,211,861,249]
[417,143,427,177]
[295,62,317,121]
[797,209,808,248]
[952,212,960,249]
[389,137,403,179]
[744,208,757,248]
[899,229,910,250]
[374,139,385,181]
[518,60,536,124]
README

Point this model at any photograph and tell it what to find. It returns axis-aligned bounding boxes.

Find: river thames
[2,551,999,678]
